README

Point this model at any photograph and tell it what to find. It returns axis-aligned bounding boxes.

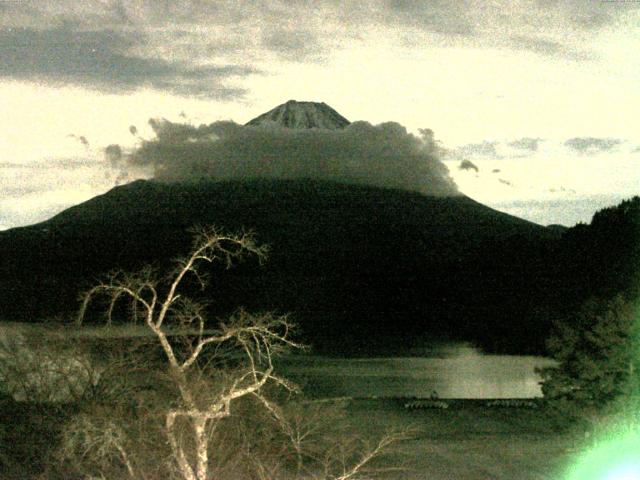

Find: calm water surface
[277,345,556,399]
[1,323,556,400]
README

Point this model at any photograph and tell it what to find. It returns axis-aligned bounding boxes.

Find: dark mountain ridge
[0,178,561,354]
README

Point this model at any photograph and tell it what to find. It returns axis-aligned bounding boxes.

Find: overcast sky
[1,0,639,230]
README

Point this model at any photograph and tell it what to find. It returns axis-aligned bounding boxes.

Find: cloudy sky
[1,0,639,230]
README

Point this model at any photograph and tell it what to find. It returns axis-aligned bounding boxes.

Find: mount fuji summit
[245,100,351,130]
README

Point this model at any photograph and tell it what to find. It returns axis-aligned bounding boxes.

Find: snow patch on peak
[245,100,350,130]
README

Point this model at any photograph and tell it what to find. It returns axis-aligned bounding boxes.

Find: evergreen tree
[539,294,640,427]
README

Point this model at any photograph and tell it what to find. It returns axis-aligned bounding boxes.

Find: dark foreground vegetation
[1,396,579,480]
[0,398,74,479]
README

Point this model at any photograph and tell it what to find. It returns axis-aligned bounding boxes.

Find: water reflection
[278,343,557,399]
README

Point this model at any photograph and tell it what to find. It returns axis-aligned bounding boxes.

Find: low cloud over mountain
[110,103,459,197]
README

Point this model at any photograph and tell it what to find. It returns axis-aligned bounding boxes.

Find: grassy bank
[0,396,580,479]
[344,398,576,480]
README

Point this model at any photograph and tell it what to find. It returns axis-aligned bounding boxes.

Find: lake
[277,344,556,399]
[0,323,556,400]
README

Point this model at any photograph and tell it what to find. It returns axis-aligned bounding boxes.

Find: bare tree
[74,226,407,480]
[77,227,302,480]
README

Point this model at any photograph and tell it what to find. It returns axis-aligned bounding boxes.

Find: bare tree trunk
[194,417,209,480]
[167,412,196,480]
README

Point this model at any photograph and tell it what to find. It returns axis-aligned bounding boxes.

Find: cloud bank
[1,1,635,98]
[453,136,630,161]
[454,141,501,158]
[564,137,623,154]
[114,119,459,196]
[508,137,542,152]
[0,27,258,98]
